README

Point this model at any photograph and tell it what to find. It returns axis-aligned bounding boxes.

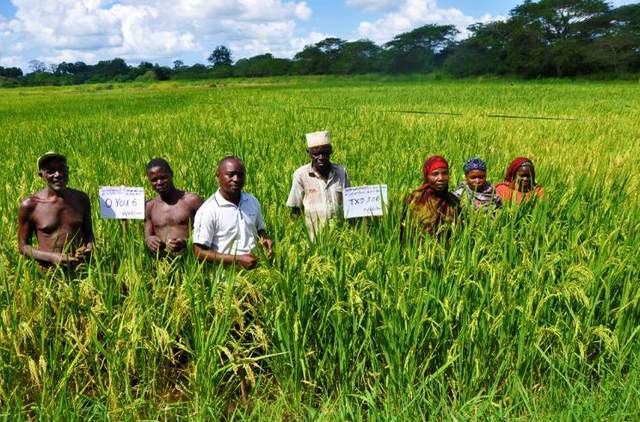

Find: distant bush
[136,70,158,82]
[0,76,20,88]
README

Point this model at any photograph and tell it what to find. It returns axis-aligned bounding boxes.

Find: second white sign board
[99,186,145,220]
[343,185,388,219]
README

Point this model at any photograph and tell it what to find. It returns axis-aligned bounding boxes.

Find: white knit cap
[306,131,331,148]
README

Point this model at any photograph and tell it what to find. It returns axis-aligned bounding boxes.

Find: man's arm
[286,172,304,218]
[144,200,164,253]
[17,198,73,265]
[192,244,258,270]
[187,193,205,221]
[192,203,258,270]
[77,193,94,258]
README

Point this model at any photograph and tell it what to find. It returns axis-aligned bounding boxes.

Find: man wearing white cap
[18,152,94,267]
[287,131,350,239]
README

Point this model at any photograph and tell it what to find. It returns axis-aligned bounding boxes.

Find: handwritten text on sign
[99,186,145,220]
[343,185,388,219]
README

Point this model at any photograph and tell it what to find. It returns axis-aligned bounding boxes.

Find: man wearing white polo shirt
[287,131,350,240]
[192,156,273,270]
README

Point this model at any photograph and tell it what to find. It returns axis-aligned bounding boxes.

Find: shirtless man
[18,152,94,267]
[144,158,204,255]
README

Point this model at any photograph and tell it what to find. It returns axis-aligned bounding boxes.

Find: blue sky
[0,0,635,70]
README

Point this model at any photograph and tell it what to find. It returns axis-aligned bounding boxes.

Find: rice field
[1,76,639,419]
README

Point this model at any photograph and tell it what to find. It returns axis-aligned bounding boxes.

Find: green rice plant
[0,76,638,419]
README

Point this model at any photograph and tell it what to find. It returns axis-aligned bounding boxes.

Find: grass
[0,76,639,419]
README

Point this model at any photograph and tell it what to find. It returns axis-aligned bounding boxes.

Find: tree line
[1,0,638,87]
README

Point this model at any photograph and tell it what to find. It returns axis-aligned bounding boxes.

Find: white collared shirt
[286,163,350,237]
[192,190,266,255]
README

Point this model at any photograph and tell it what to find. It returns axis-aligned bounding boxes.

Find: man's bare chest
[151,202,193,227]
[34,202,84,234]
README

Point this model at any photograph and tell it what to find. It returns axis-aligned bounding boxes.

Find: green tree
[512,0,610,40]
[28,60,46,73]
[586,4,640,72]
[293,38,347,74]
[332,40,382,74]
[0,66,23,78]
[234,54,292,77]
[208,46,233,67]
[93,58,130,78]
[293,45,325,74]
[510,0,611,76]
[444,22,512,77]
[382,24,458,73]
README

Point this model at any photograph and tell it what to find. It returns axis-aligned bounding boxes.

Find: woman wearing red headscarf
[401,155,460,238]
[495,157,544,204]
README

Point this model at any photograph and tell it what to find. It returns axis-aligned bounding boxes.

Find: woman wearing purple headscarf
[452,157,501,212]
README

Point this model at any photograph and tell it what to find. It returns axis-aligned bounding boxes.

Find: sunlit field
[1,76,639,419]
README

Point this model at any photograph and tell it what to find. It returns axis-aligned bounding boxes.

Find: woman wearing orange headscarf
[401,155,460,238]
[495,157,544,204]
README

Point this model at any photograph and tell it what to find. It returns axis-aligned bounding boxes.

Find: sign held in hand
[99,186,145,220]
[343,185,388,219]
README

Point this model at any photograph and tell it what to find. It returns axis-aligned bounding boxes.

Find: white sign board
[343,185,388,219]
[99,186,145,220]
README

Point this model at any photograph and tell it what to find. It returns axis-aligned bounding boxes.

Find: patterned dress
[403,188,460,237]
[495,184,544,204]
[453,182,502,212]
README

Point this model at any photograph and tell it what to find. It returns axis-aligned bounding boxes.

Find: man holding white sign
[18,152,94,267]
[287,131,350,240]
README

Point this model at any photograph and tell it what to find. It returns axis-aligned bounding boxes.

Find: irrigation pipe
[302,106,577,121]
[236,102,577,121]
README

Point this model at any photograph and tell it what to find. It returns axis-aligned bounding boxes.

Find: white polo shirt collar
[213,190,247,208]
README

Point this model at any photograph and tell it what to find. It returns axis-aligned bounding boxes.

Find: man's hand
[53,253,80,266]
[235,254,258,270]
[166,238,187,253]
[260,237,274,258]
[290,207,302,220]
[146,236,165,253]
[74,244,93,260]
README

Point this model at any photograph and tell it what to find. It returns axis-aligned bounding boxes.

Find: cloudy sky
[0,0,635,70]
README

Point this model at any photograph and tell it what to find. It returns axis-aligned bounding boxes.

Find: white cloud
[346,0,396,12]
[0,14,21,61]
[0,13,10,35]
[0,55,24,68]
[356,0,499,44]
[611,0,637,6]
[1,0,314,69]
[167,0,311,23]
[290,31,330,52]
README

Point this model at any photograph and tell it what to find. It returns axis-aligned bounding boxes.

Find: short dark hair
[217,155,243,171]
[146,158,172,174]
